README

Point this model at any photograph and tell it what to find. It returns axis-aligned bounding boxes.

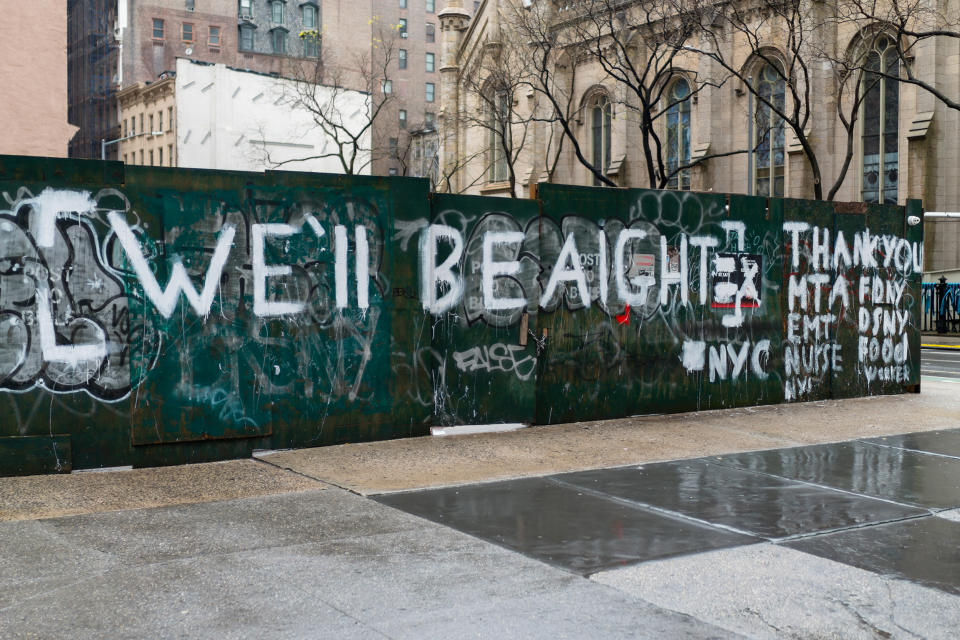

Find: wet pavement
[785,516,960,596]
[376,427,960,598]
[4,378,960,638]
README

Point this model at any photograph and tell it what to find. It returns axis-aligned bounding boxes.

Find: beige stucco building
[116,74,177,167]
[0,0,77,157]
[438,0,960,272]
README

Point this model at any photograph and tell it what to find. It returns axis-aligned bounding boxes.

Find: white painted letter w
[108,211,236,318]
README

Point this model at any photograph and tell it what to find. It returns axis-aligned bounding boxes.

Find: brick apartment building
[1,0,77,157]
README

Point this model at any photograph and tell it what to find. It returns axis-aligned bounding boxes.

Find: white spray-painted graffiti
[783,223,921,399]
[0,187,159,403]
[453,343,537,381]
[1,182,922,441]
[0,185,387,433]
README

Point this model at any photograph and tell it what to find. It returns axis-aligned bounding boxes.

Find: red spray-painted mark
[616,305,631,325]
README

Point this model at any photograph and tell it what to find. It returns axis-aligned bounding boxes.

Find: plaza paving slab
[592,544,960,640]
[864,427,960,458]
[375,476,758,575]
[714,439,960,510]
[552,460,927,539]
[784,516,960,596]
[0,487,740,640]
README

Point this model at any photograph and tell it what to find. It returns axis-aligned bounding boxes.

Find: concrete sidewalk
[1,381,959,639]
[2,379,958,521]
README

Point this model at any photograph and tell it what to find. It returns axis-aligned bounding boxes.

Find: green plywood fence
[0,155,923,475]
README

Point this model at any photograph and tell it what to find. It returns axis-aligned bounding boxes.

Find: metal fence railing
[922,281,960,333]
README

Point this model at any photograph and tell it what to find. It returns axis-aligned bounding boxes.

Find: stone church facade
[437,0,960,272]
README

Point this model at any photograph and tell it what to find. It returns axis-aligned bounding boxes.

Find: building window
[158,147,163,166]
[751,62,785,197]
[425,82,435,102]
[425,52,434,73]
[389,168,398,176]
[399,0,407,8]
[168,107,174,131]
[149,114,154,133]
[123,119,128,136]
[398,48,407,69]
[149,150,154,166]
[389,137,399,157]
[239,0,252,16]
[303,35,318,57]
[862,35,900,204]
[239,25,254,50]
[209,26,221,47]
[381,79,393,95]
[139,113,144,133]
[122,154,127,164]
[186,0,195,10]
[426,0,435,12]
[152,18,165,39]
[302,4,317,29]
[158,111,163,131]
[271,28,287,54]
[168,144,174,166]
[130,117,135,135]
[271,1,284,24]
[182,23,194,42]
[139,150,144,164]
[590,94,612,186]
[666,78,691,191]
[425,111,435,128]
[399,18,407,37]
[425,22,435,43]
[399,109,407,129]
[486,87,509,183]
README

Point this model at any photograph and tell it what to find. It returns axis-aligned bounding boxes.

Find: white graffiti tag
[452,343,537,381]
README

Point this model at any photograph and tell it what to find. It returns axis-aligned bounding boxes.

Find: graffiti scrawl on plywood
[0,159,922,475]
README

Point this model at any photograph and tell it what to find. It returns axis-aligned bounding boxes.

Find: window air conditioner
[401,32,408,38]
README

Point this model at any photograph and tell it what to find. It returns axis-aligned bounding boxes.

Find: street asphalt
[0,356,959,638]
[921,344,960,381]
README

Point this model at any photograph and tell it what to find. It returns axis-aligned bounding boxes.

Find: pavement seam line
[545,475,761,540]
[857,439,960,461]
[708,456,934,512]
[250,456,359,495]
[549,470,933,545]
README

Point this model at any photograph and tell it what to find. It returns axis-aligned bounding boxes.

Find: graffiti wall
[0,156,922,476]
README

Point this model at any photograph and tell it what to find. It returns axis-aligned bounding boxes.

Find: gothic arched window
[485,85,510,183]
[590,93,612,186]
[861,36,900,204]
[666,78,691,190]
[751,62,785,197]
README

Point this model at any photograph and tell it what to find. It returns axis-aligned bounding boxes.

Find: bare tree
[258,19,400,174]
[839,0,960,111]
[570,0,748,189]
[818,38,881,201]
[505,0,618,187]
[458,38,538,197]
[683,0,837,199]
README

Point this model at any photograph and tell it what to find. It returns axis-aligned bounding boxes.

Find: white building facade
[175,59,370,174]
